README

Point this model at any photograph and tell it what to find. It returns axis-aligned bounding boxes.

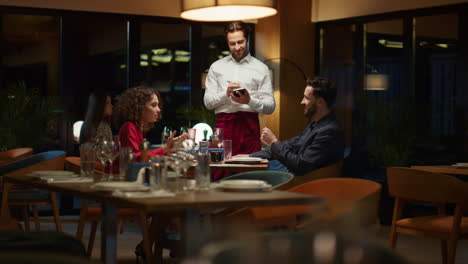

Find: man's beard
[304,102,317,119]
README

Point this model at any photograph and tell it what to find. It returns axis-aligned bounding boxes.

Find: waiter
[204,21,275,155]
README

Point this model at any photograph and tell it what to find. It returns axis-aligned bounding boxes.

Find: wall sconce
[364,73,389,91]
[180,0,277,22]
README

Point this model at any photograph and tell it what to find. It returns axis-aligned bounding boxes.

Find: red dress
[118,121,166,161]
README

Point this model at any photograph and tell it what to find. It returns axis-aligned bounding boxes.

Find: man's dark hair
[224,21,250,41]
[307,77,337,108]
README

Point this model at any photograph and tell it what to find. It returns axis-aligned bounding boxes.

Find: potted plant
[0,81,62,151]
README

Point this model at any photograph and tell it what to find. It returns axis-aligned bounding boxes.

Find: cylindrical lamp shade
[180,0,277,21]
[364,74,389,91]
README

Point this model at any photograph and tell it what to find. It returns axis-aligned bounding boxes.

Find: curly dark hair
[113,86,161,131]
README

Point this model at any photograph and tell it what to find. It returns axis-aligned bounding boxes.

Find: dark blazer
[251,112,344,175]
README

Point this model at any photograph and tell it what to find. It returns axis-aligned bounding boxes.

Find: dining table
[410,165,468,176]
[1,173,322,264]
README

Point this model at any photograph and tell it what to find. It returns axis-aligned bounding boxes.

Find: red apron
[215,111,261,155]
[213,112,261,181]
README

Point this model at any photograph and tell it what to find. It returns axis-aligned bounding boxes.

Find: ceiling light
[180,0,277,22]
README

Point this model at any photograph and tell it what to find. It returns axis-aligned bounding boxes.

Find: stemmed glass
[95,140,110,181]
[105,141,119,181]
[161,126,172,144]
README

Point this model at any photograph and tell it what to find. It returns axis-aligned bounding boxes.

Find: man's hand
[226,82,240,97]
[230,88,251,104]
[260,127,278,146]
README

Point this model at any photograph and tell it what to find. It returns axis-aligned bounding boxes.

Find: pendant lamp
[180,0,277,22]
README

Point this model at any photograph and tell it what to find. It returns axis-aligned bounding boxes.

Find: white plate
[230,157,263,162]
[225,157,264,164]
[32,171,75,176]
[91,182,150,192]
[28,171,78,178]
[220,179,270,189]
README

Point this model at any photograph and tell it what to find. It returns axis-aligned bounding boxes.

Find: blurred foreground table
[2,174,321,264]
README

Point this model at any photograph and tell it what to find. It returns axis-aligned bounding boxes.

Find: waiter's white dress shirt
[204,53,275,115]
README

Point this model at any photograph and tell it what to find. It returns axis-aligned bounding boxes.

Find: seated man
[249,77,344,175]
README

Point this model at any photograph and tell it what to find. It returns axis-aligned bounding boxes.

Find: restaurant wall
[256,0,315,140]
[312,0,467,22]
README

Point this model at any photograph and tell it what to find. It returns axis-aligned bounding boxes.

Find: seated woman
[80,92,113,144]
[113,86,185,160]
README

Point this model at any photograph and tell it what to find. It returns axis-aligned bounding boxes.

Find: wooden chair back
[387,167,468,205]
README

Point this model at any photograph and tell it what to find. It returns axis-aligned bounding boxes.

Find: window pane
[415,13,463,162]
[0,14,59,95]
[139,22,190,143]
[320,24,355,146]
[62,14,126,118]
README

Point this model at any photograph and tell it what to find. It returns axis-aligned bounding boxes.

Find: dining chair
[387,167,468,264]
[67,156,148,257]
[0,148,33,166]
[289,161,343,188]
[237,178,381,230]
[0,150,65,232]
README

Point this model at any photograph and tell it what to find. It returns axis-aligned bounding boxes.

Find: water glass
[223,139,232,160]
[195,152,211,191]
[79,143,95,178]
[213,127,224,148]
[119,147,130,181]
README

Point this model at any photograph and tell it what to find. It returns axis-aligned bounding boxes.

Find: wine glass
[95,140,110,181]
[105,141,119,181]
[161,126,172,144]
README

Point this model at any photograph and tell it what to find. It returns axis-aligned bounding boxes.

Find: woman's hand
[162,131,188,154]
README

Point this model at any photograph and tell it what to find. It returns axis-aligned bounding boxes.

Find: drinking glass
[79,143,95,178]
[223,139,232,160]
[95,141,109,181]
[105,140,119,181]
[195,152,211,191]
[213,127,224,148]
[187,128,196,152]
[161,126,172,144]
[150,155,165,190]
[119,147,130,181]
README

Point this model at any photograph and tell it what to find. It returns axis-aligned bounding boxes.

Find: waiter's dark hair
[224,21,250,41]
[306,77,337,108]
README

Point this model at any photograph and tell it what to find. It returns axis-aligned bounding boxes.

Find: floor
[35,216,468,264]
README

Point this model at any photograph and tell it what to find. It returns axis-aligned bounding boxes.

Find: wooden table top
[4,175,321,213]
[410,165,468,176]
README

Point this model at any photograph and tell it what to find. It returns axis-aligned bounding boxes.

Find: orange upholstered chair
[387,167,468,264]
[66,156,144,257]
[288,161,343,188]
[241,178,381,230]
[0,151,64,232]
[0,148,33,166]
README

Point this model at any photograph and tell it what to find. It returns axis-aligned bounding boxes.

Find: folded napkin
[44,177,94,183]
[112,189,175,198]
